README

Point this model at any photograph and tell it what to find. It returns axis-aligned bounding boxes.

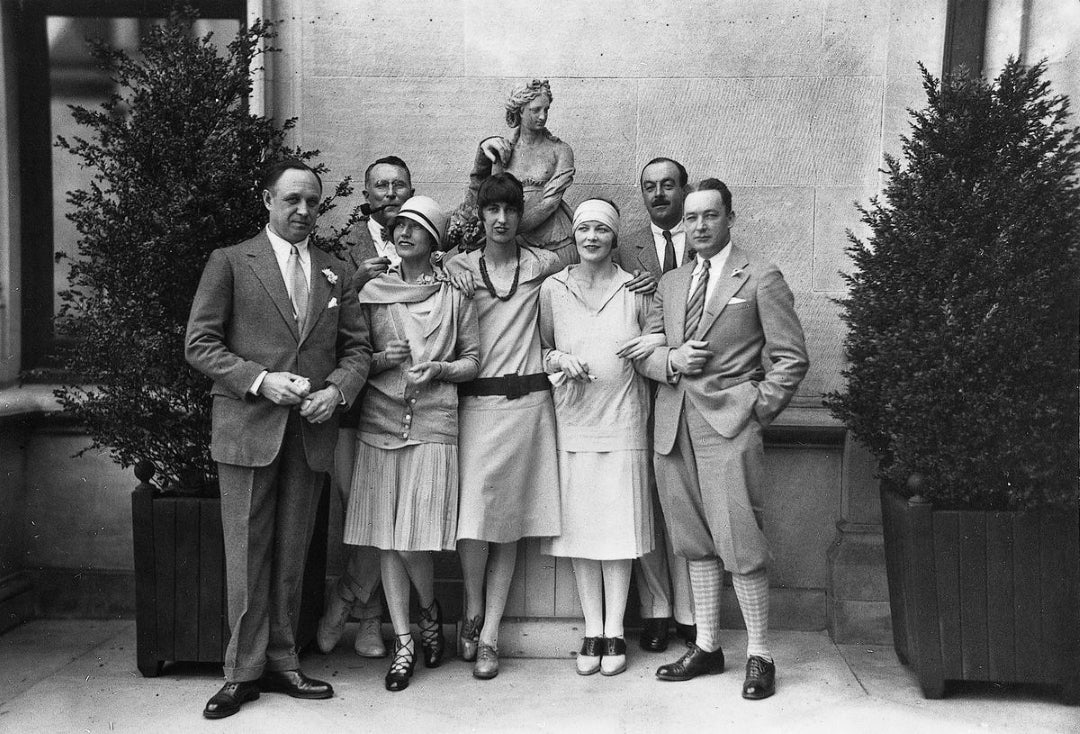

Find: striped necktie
[288,244,309,333]
[684,259,711,340]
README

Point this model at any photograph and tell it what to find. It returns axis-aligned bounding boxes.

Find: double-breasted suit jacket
[185,232,370,470]
[639,244,808,573]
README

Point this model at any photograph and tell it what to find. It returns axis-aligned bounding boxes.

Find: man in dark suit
[615,157,696,654]
[315,155,415,659]
[186,160,370,719]
[640,178,808,700]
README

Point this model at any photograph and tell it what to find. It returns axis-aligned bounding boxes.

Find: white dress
[538,264,655,560]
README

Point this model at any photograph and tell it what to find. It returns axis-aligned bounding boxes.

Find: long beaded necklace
[479,248,521,301]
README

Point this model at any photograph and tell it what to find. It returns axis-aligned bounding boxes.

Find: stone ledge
[0,384,62,420]
[828,600,893,646]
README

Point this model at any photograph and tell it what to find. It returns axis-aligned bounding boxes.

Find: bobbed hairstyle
[476,172,525,215]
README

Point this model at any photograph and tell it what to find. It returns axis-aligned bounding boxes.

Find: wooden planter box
[880,483,1080,702]
[131,479,329,677]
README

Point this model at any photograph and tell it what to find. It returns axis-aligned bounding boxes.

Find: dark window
[15,1,244,373]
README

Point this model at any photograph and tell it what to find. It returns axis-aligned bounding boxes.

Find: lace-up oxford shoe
[742,655,776,700]
[259,669,333,699]
[203,681,260,719]
[655,643,725,681]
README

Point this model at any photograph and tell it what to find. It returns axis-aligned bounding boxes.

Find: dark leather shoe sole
[639,634,669,653]
[639,618,670,652]
[655,645,725,682]
[742,684,776,700]
[259,674,334,700]
[262,685,333,700]
[203,686,259,719]
[656,664,724,681]
[385,672,412,692]
[742,656,776,700]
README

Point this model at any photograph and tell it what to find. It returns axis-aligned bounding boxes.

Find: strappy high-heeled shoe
[418,599,446,668]
[458,614,483,662]
[384,634,415,692]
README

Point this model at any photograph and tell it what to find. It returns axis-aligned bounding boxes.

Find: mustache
[360,202,395,216]
[651,197,670,206]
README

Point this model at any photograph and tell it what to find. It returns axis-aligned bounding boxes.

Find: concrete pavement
[0,620,1075,733]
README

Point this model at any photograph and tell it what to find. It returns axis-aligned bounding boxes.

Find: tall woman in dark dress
[446,174,564,680]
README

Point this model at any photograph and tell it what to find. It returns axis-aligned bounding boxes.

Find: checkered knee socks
[732,569,771,662]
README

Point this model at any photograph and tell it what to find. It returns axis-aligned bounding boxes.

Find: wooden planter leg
[132,482,163,678]
[137,657,163,678]
[906,496,946,699]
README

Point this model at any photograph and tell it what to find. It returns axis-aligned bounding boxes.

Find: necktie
[288,244,309,333]
[684,259,711,340]
[662,230,677,273]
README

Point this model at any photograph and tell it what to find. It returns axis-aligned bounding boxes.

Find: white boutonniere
[322,268,339,285]
[327,297,338,309]
[731,267,745,278]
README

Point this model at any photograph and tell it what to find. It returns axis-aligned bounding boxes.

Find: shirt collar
[265,225,309,258]
[650,220,685,238]
[367,217,390,248]
[693,241,732,275]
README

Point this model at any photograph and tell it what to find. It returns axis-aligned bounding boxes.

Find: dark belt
[458,372,551,400]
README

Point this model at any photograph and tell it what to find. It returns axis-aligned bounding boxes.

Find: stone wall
[263,0,950,407]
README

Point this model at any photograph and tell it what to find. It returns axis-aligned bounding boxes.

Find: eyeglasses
[372,180,411,193]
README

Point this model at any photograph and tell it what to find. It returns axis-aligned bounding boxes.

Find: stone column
[826,434,891,643]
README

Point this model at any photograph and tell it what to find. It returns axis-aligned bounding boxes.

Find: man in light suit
[186,160,370,719]
[640,178,808,700]
[615,157,696,653]
[315,155,415,659]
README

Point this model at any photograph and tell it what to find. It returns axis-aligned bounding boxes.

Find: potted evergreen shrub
[827,58,1080,702]
[52,13,358,676]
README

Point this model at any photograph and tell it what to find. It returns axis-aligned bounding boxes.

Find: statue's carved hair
[505,79,553,128]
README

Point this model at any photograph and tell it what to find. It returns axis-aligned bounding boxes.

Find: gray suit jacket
[639,244,809,453]
[613,226,663,279]
[185,232,371,470]
[342,219,382,269]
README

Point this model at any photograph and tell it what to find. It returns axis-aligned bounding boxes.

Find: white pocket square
[727,297,747,304]
[327,297,338,309]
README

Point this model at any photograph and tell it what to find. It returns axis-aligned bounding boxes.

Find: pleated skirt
[343,440,458,552]
[541,449,655,560]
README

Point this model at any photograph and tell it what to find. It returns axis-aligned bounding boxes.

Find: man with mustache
[315,155,417,660]
[614,157,696,654]
[186,159,370,718]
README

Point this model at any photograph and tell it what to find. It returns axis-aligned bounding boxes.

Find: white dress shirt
[668,240,733,381]
[249,227,312,395]
[686,240,732,308]
[368,217,401,266]
[266,225,312,289]
[650,220,687,271]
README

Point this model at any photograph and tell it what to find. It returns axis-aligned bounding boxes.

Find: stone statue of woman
[462,79,577,266]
